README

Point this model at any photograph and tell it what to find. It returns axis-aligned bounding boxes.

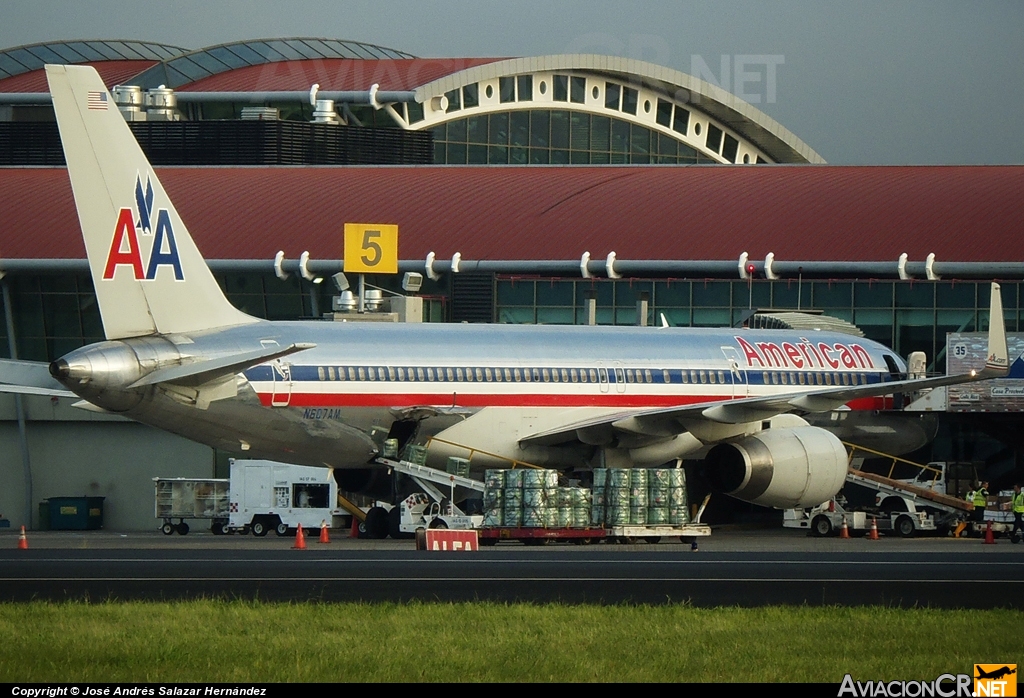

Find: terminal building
[1,39,1022,530]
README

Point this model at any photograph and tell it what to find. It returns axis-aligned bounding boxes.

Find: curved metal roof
[413,55,824,164]
[179,58,498,93]
[128,38,415,89]
[0,40,185,80]
[2,165,1020,265]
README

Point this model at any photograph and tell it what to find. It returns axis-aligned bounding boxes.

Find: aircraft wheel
[388,506,413,539]
[161,523,175,536]
[895,515,915,538]
[364,506,390,539]
[811,515,833,537]
[251,520,268,537]
[176,522,189,536]
[274,521,290,537]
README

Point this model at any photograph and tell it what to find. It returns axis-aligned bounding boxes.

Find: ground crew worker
[972,481,990,524]
[1012,484,1024,544]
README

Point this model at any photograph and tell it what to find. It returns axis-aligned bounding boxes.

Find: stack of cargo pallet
[591,468,689,527]
[483,468,591,528]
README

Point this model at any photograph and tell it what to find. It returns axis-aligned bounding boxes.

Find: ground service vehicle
[155,460,346,535]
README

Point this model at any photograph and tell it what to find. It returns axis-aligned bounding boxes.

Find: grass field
[0,601,1018,682]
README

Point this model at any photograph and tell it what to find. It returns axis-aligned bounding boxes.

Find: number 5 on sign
[344,224,398,274]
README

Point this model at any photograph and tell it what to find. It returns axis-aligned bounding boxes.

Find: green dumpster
[46,497,104,530]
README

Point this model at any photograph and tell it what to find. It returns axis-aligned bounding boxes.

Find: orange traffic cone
[983,520,996,545]
[350,515,360,538]
[319,519,330,544]
[868,517,879,540]
[293,523,306,550]
[839,516,850,539]
[17,525,28,550]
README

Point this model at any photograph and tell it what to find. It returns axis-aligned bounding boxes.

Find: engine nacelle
[703,426,847,509]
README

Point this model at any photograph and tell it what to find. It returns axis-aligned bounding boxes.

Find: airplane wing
[0,359,77,398]
[522,282,1009,448]
[127,342,315,388]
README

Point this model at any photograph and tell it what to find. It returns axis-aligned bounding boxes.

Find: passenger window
[514,368,521,382]
[318,367,325,381]
[571,369,579,382]
[466,369,474,382]
[386,367,394,381]
[494,369,502,382]
[799,373,806,385]
[599,368,608,383]
[504,368,512,381]
[456,368,464,381]
[485,368,493,381]
[427,367,435,381]
[532,369,540,382]
[357,367,366,381]
[561,369,569,382]
[542,369,550,382]
[645,369,653,383]
[662,370,670,383]
[328,366,336,381]
[475,368,483,381]
[709,371,716,384]
[589,369,598,382]
[718,371,725,384]
[348,367,356,380]
[378,367,386,380]
[681,371,688,384]
[446,368,455,381]
[700,371,707,384]
[416,367,424,381]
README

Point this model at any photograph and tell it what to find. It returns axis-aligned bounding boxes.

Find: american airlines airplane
[0,65,1010,512]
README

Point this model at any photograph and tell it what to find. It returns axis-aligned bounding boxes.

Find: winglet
[985,282,1008,375]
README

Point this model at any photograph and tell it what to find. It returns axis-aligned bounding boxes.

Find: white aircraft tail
[46,64,259,340]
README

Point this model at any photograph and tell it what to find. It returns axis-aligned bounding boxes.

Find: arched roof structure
[408,55,823,164]
[0,40,185,92]
[129,38,415,90]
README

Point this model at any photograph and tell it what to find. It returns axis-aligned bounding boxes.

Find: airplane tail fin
[45,64,258,340]
[985,282,1008,374]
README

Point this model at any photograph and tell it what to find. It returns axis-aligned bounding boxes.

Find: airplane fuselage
[54,320,907,470]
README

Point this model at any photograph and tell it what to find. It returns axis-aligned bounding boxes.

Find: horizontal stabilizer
[0,384,77,398]
[0,359,76,397]
[128,342,316,388]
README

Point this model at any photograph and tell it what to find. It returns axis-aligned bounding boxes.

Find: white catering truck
[154,459,347,536]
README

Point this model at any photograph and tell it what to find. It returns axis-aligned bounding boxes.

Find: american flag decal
[87,91,108,110]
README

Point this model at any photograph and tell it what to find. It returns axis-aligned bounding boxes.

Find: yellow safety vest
[974,489,989,507]
[1014,491,1024,514]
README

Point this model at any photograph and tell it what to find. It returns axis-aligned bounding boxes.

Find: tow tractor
[784,496,936,537]
[785,446,974,537]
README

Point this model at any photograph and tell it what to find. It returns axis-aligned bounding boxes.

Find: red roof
[181,58,501,92]
[1,165,1022,264]
[0,60,159,92]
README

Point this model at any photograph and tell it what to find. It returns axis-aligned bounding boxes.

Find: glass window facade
[433,110,713,165]
[494,278,1021,370]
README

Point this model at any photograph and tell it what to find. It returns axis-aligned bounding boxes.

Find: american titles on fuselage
[734,336,874,371]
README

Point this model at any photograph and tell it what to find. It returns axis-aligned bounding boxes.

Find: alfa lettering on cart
[102,175,184,281]
[735,336,874,370]
[425,529,479,551]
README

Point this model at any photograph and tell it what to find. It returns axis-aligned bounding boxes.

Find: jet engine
[703,426,848,509]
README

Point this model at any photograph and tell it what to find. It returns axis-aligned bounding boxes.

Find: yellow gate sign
[344,224,398,274]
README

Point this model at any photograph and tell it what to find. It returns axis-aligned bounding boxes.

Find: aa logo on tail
[103,175,184,281]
